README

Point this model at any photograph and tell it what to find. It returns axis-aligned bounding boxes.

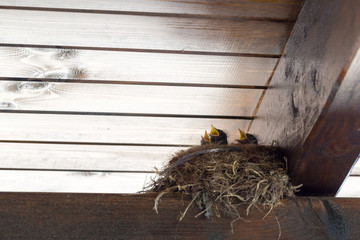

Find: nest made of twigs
[145,144,301,223]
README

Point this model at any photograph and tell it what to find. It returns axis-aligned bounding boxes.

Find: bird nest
[145,144,301,224]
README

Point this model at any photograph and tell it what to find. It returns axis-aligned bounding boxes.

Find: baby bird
[236,129,258,145]
[209,125,228,145]
[200,130,211,145]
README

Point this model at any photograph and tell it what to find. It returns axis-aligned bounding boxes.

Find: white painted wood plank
[351,158,360,175]
[0,0,303,19]
[336,176,360,197]
[0,143,184,171]
[0,9,292,54]
[0,113,250,145]
[0,81,261,116]
[0,170,155,193]
[0,47,276,86]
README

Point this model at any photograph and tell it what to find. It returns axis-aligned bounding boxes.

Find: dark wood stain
[322,199,348,240]
[69,67,88,79]
[54,49,78,60]
[0,193,358,240]
[306,198,349,240]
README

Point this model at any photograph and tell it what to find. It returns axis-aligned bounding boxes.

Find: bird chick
[200,130,211,145]
[209,125,228,145]
[236,129,258,145]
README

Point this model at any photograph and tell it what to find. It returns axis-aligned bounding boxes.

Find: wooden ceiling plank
[0,170,154,193]
[248,0,360,195]
[337,176,360,197]
[0,143,185,172]
[351,159,360,176]
[0,193,358,239]
[0,47,277,86]
[0,9,293,55]
[0,113,250,145]
[0,81,262,117]
[0,0,303,20]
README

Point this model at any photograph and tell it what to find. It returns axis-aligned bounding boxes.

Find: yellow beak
[238,128,247,140]
[202,130,210,142]
[210,124,219,136]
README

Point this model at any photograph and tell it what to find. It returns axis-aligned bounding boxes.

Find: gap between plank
[0,168,153,174]
[246,18,296,132]
[0,110,254,120]
[0,43,281,58]
[246,58,282,132]
[0,140,194,148]
[0,77,268,90]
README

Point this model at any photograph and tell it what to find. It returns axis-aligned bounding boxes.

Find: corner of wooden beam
[249,0,360,195]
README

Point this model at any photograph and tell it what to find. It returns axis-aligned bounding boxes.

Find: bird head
[200,130,211,145]
[236,128,258,144]
[238,128,247,140]
[209,125,220,137]
[209,125,228,145]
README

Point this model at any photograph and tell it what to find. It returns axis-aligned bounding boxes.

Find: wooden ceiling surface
[0,0,303,193]
[0,113,250,145]
[0,9,292,55]
[0,47,277,86]
[0,0,302,19]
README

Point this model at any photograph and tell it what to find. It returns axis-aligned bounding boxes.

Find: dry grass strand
[145,144,301,222]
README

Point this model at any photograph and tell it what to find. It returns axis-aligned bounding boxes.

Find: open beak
[202,130,211,143]
[209,124,219,136]
[238,128,247,140]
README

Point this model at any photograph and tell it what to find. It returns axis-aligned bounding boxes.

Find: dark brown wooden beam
[0,192,359,239]
[293,48,360,195]
[249,0,360,195]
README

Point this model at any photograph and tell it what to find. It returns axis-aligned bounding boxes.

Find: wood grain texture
[0,0,303,20]
[291,48,360,195]
[0,47,277,86]
[248,0,360,195]
[0,113,250,145]
[249,0,360,148]
[337,176,360,197]
[0,9,293,55]
[0,81,261,116]
[0,193,358,239]
[0,171,154,193]
[0,143,185,172]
